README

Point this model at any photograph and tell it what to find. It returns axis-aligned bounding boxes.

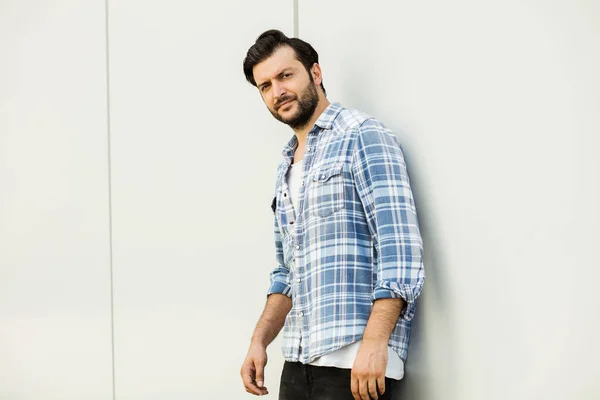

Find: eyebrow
[257,68,295,88]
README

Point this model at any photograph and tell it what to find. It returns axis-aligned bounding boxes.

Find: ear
[310,63,323,87]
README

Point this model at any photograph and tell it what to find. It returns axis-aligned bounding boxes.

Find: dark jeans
[278,361,398,400]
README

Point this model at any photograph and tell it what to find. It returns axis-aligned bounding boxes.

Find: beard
[270,81,319,130]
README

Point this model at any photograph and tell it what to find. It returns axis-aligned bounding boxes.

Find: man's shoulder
[332,107,391,142]
[333,107,374,133]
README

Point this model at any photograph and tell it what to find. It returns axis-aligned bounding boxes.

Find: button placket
[291,135,319,362]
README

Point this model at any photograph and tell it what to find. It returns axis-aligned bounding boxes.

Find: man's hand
[240,343,269,396]
[351,339,388,400]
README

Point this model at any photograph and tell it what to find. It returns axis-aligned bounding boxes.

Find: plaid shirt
[267,102,425,363]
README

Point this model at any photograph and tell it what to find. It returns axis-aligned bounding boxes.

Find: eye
[283,73,292,78]
[260,84,270,92]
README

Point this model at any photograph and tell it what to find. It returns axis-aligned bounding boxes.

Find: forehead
[253,45,304,84]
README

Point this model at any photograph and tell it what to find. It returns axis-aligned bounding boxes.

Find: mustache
[275,95,296,110]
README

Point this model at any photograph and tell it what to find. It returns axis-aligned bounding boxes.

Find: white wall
[300,0,600,399]
[107,1,293,399]
[0,1,113,399]
[1,1,294,399]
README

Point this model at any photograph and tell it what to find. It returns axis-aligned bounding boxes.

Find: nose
[272,82,286,103]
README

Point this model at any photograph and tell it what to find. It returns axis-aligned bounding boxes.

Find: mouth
[277,99,294,110]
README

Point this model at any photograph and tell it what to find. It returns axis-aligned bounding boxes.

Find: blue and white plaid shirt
[267,102,425,363]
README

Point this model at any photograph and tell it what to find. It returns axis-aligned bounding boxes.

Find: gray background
[1,0,599,399]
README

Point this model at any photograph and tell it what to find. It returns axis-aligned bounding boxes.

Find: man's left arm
[350,119,425,400]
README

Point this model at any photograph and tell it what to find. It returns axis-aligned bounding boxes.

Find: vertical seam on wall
[294,0,299,37]
[104,0,117,399]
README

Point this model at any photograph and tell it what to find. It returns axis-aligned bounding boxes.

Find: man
[240,30,425,400]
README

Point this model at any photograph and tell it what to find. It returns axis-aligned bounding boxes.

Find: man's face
[252,45,319,130]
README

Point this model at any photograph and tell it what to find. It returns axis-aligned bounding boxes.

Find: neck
[292,96,331,148]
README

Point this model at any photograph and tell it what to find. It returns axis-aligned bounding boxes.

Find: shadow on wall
[394,136,458,400]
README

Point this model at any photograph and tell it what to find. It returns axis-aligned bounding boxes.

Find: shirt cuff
[371,280,424,321]
[267,280,292,298]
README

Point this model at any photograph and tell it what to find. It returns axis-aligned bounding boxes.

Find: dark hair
[243,29,326,96]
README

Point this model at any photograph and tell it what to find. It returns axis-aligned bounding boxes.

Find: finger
[255,360,266,389]
[359,377,371,400]
[246,387,268,396]
[251,360,269,395]
[368,376,379,399]
[241,365,262,395]
[377,375,386,395]
[351,374,360,400]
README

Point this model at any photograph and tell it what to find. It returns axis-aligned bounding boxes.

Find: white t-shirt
[286,159,304,214]
[285,159,404,379]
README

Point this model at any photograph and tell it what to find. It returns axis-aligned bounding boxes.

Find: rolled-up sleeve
[351,119,425,321]
[267,212,292,298]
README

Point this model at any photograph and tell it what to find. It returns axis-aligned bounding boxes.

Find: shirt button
[306,147,310,152]
[321,174,326,179]
[297,311,303,317]
[296,278,301,283]
[295,245,300,250]
[301,180,305,186]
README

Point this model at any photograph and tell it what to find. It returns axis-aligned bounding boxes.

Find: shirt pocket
[309,163,345,218]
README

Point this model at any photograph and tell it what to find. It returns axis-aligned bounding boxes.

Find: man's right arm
[241,294,291,396]
[258,212,294,346]
[241,212,292,396]
[251,293,292,347]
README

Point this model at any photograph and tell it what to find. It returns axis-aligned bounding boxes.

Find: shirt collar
[314,102,344,130]
[281,102,344,157]
[282,136,298,158]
